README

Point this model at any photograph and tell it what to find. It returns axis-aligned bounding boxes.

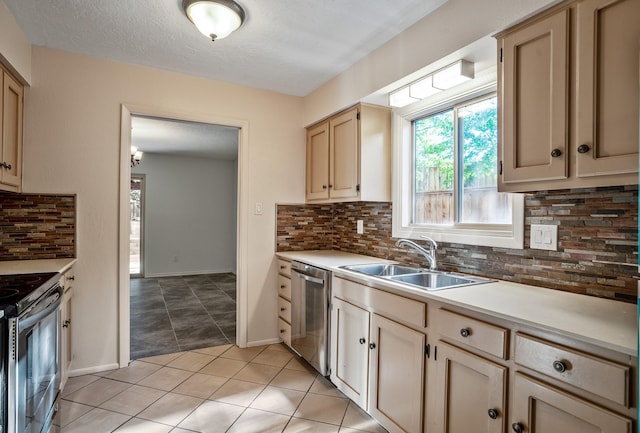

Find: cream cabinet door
[500,8,569,185]
[306,122,330,201]
[60,287,73,390]
[432,342,507,433]
[575,0,640,178]
[511,373,632,433]
[329,108,359,200]
[1,71,23,189]
[368,313,425,433]
[330,297,370,409]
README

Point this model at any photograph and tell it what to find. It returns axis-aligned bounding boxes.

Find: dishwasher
[290,261,331,376]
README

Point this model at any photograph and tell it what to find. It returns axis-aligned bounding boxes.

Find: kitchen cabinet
[511,373,632,433]
[305,103,391,203]
[276,259,293,346]
[0,65,23,192]
[496,0,639,192]
[60,266,75,390]
[331,277,426,433]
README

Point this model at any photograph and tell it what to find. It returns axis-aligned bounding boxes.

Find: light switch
[530,224,558,251]
[255,202,263,215]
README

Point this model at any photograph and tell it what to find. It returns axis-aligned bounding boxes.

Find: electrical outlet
[530,224,558,251]
[356,220,364,234]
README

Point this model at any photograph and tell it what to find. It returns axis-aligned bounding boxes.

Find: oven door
[8,285,62,433]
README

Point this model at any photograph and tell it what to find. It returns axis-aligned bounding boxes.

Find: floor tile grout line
[158,282,182,353]
[188,278,236,345]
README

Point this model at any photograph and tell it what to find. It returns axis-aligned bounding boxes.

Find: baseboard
[143,269,235,278]
[69,363,120,377]
[245,337,282,348]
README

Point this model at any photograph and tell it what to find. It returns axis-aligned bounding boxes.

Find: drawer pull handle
[550,148,562,158]
[369,342,376,350]
[67,276,75,281]
[280,329,286,334]
[512,422,524,433]
[460,328,471,338]
[359,337,366,344]
[280,265,286,270]
[280,307,286,311]
[552,360,567,373]
[280,284,286,289]
[487,408,499,420]
[322,185,327,190]
[63,319,71,328]
[577,144,591,154]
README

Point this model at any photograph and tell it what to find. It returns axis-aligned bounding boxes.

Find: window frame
[392,84,524,249]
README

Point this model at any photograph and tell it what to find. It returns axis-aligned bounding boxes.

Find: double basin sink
[341,263,492,291]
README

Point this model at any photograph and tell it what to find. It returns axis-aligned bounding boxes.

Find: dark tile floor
[130,273,236,360]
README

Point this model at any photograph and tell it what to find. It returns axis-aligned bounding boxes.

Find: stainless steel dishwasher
[290,261,331,376]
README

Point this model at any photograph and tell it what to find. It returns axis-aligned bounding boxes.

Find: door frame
[129,174,145,278]
[118,104,249,367]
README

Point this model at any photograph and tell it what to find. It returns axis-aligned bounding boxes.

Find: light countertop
[277,250,637,357]
[0,258,77,275]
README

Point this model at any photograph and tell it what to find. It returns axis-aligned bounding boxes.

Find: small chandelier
[131,146,143,167]
[183,0,246,42]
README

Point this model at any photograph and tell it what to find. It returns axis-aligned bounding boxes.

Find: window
[393,90,524,249]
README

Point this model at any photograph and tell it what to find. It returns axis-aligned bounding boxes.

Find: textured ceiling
[3,0,448,97]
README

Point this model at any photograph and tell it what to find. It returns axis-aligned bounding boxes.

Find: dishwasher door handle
[295,272,325,285]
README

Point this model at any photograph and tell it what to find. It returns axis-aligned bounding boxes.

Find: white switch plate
[356,220,364,234]
[255,202,263,215]
[530,224,558,251]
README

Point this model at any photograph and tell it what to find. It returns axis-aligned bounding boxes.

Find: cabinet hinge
[499,48,503,63]
[356,184,360,192]
[499,160,503,176]
[425,343,430,359]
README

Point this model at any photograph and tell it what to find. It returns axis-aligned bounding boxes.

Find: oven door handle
[294,272,325,285]
[19,286,63,330]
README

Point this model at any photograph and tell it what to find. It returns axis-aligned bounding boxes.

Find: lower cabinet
[511,373,632,433]
[60,268,75,390]
[431,342,506,433]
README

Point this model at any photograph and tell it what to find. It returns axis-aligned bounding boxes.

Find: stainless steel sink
[341,263,492,291]
[342,263,424,277]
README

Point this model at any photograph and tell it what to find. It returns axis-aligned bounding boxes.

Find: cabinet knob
[460,328,471,338]
[280,329,286,334]
[512,422,524,433]
[577,144,591,154]
[322,185,327,190]
[280,265,286,270]
[552,360,567,373]
[63,319,71,328]
[280,284,286,289]
[359,337,366,344]
[488,408,499,420]
[280,307,286,311]
[67,276,75,281]
[369,342,376,350]
[550,148,562,158]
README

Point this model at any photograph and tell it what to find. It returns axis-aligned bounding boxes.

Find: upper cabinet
[496,0,640,192]
[0,64,24,192]
[305,103,391,203]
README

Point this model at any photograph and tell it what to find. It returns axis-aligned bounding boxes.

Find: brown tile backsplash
[276,185,638,302]
[0,192,76,260]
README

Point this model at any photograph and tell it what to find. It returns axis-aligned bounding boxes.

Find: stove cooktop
[0,272,60,317]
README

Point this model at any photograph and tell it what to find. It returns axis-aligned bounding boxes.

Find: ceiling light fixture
[183,0,246,42]
[131,146,143,167]
[389,59,475,108]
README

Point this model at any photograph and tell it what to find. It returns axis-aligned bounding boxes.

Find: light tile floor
[55,344,388,433]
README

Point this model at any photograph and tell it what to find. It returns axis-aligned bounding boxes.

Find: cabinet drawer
[514,333,630,407]
[333,277,426,329]
[278,297,291,323]
[278,318,291,346]
[278,259,291,277]
[278,275,291,300]
[437,309,508,359]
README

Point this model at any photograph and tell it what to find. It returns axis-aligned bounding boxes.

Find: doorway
[130,175,145,278]
[118,105,250,367]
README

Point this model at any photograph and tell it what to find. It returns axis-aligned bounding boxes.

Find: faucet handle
[420,235,438,250]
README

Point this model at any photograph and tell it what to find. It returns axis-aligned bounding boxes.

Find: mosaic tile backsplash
[276,185,638,302]
[0,192,76,260]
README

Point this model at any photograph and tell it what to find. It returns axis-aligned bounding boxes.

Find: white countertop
[0,258,77,275]
[277,250,637,357]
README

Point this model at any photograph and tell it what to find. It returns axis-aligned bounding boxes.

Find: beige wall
[0,1,31,83]
[22,47,305,371]
[303,0,558,124]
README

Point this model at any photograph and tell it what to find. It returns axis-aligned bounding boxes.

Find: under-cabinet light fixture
[389,59,475,108]
[131,146,143,167]
[183,0,246,41]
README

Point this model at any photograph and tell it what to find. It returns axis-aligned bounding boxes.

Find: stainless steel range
[0,272,63,433]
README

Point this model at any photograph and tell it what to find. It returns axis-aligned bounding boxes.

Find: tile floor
[130,274,237,359]
[55,344,388,433]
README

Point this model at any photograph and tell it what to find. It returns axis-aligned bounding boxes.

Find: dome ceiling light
[182,0,246,42]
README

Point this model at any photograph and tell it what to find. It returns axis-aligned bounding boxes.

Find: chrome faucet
[395,236,438,270]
